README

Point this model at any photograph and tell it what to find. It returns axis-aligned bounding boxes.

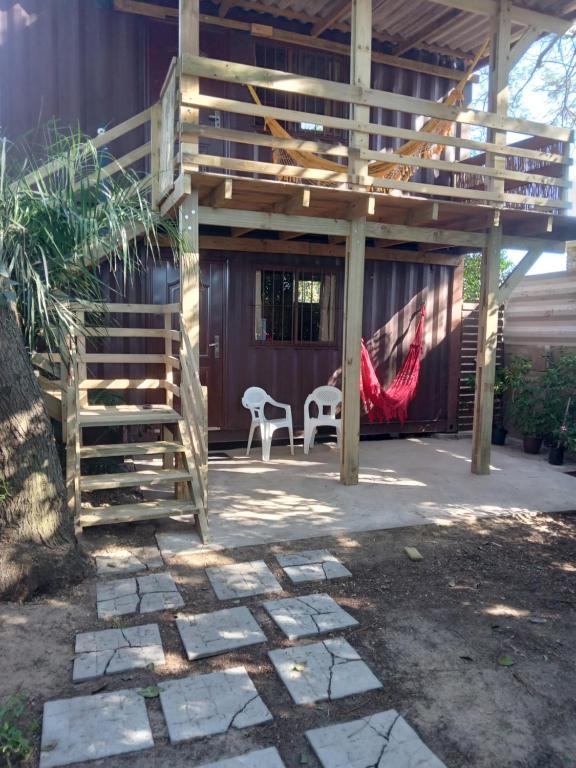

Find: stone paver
[96,572,184,619]
[73,624,165,682]
[177,606,266,660]
[40,689,153,768]
[156,531,218,560]
[306,710,448,768]
[198,747,286,767]
[262,594,358,640]
[96,546,163,576]
[276,550,351,583]
[206,561,283,600]
[268,638,382,705]
[159,666,273,743]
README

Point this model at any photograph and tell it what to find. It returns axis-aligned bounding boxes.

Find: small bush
[0,695,32,766]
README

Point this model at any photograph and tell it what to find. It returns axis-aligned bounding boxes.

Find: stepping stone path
[96,572,184,619]
[73,624,165,682]
[268,637,382,705]
[306,709,448,768]
[177,606,266,660]
[206,560,283,600]
[198,747,286,767]
[276,549,352,583]
[159,666,273,743]
[263,593,358,640]
[40,689,153,768]
[96,545,163,576]
[38,551,446,767]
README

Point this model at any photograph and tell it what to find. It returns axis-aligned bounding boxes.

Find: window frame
[252,265,340,349]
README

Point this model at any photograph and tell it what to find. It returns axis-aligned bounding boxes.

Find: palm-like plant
[0,129,180,600]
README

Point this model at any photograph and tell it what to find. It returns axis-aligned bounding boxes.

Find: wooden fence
[458,301,504,432]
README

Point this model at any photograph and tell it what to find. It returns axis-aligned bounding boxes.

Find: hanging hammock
[247,38,489,187]
[361,306,426,424]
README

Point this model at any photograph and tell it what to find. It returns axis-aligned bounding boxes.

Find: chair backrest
[242,386,269,420]
[306,385,342,416]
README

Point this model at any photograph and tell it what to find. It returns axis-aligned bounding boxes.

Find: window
[254,269,337,344]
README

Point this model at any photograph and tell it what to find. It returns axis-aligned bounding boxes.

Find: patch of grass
[0,695,32,766]
[0,480,10,504]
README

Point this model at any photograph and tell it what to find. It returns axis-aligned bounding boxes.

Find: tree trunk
[0,300,90,601]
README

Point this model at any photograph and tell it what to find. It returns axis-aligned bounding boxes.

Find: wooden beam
[471,0,510,476]
[182,56,571,141]
[471,224,502,474]
[310,0,351,37]
[406,201,440,226]
[347,195,375,219]
[274,188,311,214]
[199,235,462,266]
[198,205,567,252]
[425,0,572,35]
[218,0,235,17]
[209,177,233,207]
[179,0,200,365]
[341,0,371,486]
[509,27,541,68]
[497,247,544,303]
[160,172,192,216]
[183,93,567,163]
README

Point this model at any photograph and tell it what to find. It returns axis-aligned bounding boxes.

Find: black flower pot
[522,436,543,454]
[548,445,565,466]
[491,425,508,446]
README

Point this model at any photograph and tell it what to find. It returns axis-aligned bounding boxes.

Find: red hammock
[360,306,426,424]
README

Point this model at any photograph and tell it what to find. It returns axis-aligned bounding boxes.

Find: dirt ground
[1,512,576,768]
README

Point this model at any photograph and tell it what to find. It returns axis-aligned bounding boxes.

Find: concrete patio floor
[156,436,576,551]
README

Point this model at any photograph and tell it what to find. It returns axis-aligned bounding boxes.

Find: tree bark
[0,300,89,601]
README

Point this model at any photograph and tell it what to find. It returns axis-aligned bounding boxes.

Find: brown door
[168,260,225,429]
[199,261,225,429]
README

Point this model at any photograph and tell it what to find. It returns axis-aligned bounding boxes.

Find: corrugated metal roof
[244,0,575,56]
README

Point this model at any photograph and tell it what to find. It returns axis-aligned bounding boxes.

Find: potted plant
[507,357,548,454]
[548,396,574,466]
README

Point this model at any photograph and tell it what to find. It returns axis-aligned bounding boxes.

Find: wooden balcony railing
[177,54,573,213]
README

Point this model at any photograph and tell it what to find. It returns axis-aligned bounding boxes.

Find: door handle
[208,335,220,359]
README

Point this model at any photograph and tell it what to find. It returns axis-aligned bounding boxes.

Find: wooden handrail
[182,55,572,142]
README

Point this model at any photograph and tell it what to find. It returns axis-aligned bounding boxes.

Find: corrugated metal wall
[504,271,576,366]
[0,0,147,145]
[213,252,461,435]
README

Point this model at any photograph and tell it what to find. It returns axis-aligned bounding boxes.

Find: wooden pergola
[172,0,574,485]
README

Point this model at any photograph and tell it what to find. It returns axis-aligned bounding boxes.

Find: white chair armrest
[267,397,291,414]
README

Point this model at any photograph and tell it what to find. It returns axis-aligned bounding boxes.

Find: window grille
[254,268,337,344]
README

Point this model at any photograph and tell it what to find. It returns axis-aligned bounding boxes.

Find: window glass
[255,269,336,343]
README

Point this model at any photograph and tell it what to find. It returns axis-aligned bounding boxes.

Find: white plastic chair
[242,387,294,462]
[304,385,342,454]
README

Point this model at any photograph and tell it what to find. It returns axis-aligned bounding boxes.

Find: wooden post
[340,0,371,486]
[471,226,502,474]
[471,0,510,475]
[179,0,200,364]
[150,102,162,210]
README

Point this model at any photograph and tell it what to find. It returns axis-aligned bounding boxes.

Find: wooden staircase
[61,302,209,540]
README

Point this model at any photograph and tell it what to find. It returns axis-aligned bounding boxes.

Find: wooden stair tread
[81,468,192,491]
[79,404,183,427]
[79,500,197,527]
[80,441,185,458]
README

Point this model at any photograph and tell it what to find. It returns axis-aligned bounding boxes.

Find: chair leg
[288,421,294,456]
[261,423,272,462]
[246,422,256,457]
[303,419,311,455]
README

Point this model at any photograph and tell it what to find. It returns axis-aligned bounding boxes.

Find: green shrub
[0,695,32,766]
